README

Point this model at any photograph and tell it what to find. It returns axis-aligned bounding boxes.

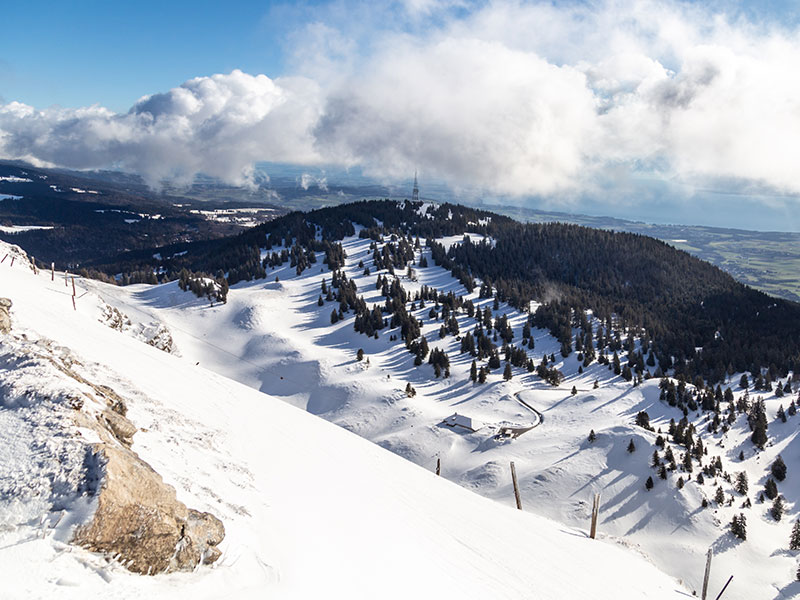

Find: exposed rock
[0,297,11,333]
[72,441,225,574]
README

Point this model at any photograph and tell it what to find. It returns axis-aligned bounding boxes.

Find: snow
[0,176,32,183]
[65,232,798,599]
[0,240,689,599]
[437,232,495,251]
[0,225,54,233]
[0,194,23,201]
[70,188,100,194]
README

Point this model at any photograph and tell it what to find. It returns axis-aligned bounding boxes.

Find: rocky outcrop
[0,298,11,333]
[72,441,224,574]
[55,352,225,574]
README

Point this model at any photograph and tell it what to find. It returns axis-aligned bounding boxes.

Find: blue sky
[4,0,795,111]
[2,0,800,231]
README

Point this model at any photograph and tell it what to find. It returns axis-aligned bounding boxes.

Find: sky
[2,0,800,231]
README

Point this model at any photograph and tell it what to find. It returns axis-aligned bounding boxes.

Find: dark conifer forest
[30,199,800,383]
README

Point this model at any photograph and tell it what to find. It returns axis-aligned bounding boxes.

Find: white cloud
[0,70,323,188]
[1,0,800,204]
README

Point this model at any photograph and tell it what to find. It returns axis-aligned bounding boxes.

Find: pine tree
[714,486,725,504]
[765,478,779,500]
[677,476,684,489]
[478,366,487,384]
[771,496,785,521]
[571,385,577,396]
[771,455,787,481]
[503,362,512,381]
[790,520,800,551]
[735,471,748,495]
[659,465,667,480]
[317,295,324,306]
[645,476,654,491]
[588,429,596,443]
[651,450,661,468]
[730,513,747,540]
[356,348,364,361]
[470,360,478,383]
[627,439,636,453]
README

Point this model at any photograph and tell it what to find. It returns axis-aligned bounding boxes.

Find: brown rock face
[0,298,11,333]
[73,443,225,574]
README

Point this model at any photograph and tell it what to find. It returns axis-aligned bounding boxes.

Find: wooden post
[435,457,441,476]
[51,262,55,281]
[510,461,522,510]
[10,257,14,267]
[590,492,601,539]
[714,575,733,600]
[64,270,68,286]
[71,277,76,296]
[72,296,76,311]
[1,254,6,264]
[701,547,713,600]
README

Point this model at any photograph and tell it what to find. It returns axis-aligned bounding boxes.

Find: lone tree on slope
[789,520,800,551]
[772,455,787,482]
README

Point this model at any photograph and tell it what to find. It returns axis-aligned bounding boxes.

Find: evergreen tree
[790,520,800,551]
[771,455,787,481]
[478,366,487,384]
[571,385,577,396]
[588,429,597,443]
[645,476,654,491]
[730,513,747,540]
[503,362,512,381]
[356,348,364,361]
[651,450,661,468]
[627,439,636,453]
[470,360,478,383]
[714,486,725,504]
[659,465,667,480]
[765,478,779,500]
[735,471,748,495]
[771,496,785,521]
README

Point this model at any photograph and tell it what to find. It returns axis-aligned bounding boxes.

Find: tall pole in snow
[435,457,441,476]
[51,262,55,281]
[590,493,601,539]
[510,461,522,510]
[701,547,713,600]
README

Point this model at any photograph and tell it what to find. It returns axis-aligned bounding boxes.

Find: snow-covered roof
[440,412,480,432]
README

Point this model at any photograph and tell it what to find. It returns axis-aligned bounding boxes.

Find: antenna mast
[411,170,419,202]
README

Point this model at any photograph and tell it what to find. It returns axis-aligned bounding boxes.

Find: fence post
[51,262,55,281]
[701,547,713,600]
[436,457,441,476]
[510,461,522,510]
[590,493,601,539]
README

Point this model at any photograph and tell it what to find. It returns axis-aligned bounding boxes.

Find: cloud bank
[2,0,800,203]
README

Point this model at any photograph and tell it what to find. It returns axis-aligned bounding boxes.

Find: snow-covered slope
[0,243,688,598]
[72,231,800,599]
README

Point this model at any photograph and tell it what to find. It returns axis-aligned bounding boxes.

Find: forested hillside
[34,199,800,384]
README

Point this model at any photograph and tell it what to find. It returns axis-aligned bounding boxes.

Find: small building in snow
[439,413,480,433]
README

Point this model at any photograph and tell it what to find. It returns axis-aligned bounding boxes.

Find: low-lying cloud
[2,0,800,202]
